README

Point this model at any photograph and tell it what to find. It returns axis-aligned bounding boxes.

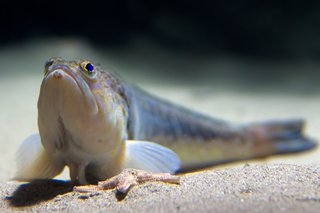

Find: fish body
[14,58,317,184]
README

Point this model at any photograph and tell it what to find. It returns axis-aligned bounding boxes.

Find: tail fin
[245,119,317,157]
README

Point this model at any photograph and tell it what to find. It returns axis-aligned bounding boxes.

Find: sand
[1,164,320,212]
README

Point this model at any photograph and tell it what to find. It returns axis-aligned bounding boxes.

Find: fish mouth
[44,65,87,96]
[43,65,80,85]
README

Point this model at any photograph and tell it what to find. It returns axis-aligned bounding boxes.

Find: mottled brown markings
[98,71,129,107]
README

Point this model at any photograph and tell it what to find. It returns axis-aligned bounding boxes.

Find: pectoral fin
[14,134,65,181]
[123,140,181,174]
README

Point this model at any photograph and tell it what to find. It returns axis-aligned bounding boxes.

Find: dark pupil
[85,63,94,73]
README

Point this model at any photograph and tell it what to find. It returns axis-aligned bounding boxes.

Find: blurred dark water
[1,1,320,94]
[2,1,320,58]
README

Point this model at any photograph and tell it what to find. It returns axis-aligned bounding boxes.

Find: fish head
[38,58,127,155]
[40,57,102,118]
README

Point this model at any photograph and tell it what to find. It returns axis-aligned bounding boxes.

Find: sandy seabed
[1,164,320,212]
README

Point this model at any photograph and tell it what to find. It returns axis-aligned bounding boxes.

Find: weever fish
[14,58,317,194]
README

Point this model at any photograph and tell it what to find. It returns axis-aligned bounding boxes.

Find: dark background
[1,0,320,93]
[2,1,320,58]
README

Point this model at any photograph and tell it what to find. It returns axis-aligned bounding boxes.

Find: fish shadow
[7,179,73,207]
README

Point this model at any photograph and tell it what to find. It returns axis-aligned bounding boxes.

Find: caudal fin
[245,119,317,156]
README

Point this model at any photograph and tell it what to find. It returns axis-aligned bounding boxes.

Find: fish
[14,57,317,193]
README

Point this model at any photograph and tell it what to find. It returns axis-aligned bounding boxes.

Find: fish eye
[44,60,54,69]
[85,63,94,73]
[44,59,55,75]
[82,62,96,77]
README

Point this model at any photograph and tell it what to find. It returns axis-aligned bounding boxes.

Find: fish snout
[52,70,64,79]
